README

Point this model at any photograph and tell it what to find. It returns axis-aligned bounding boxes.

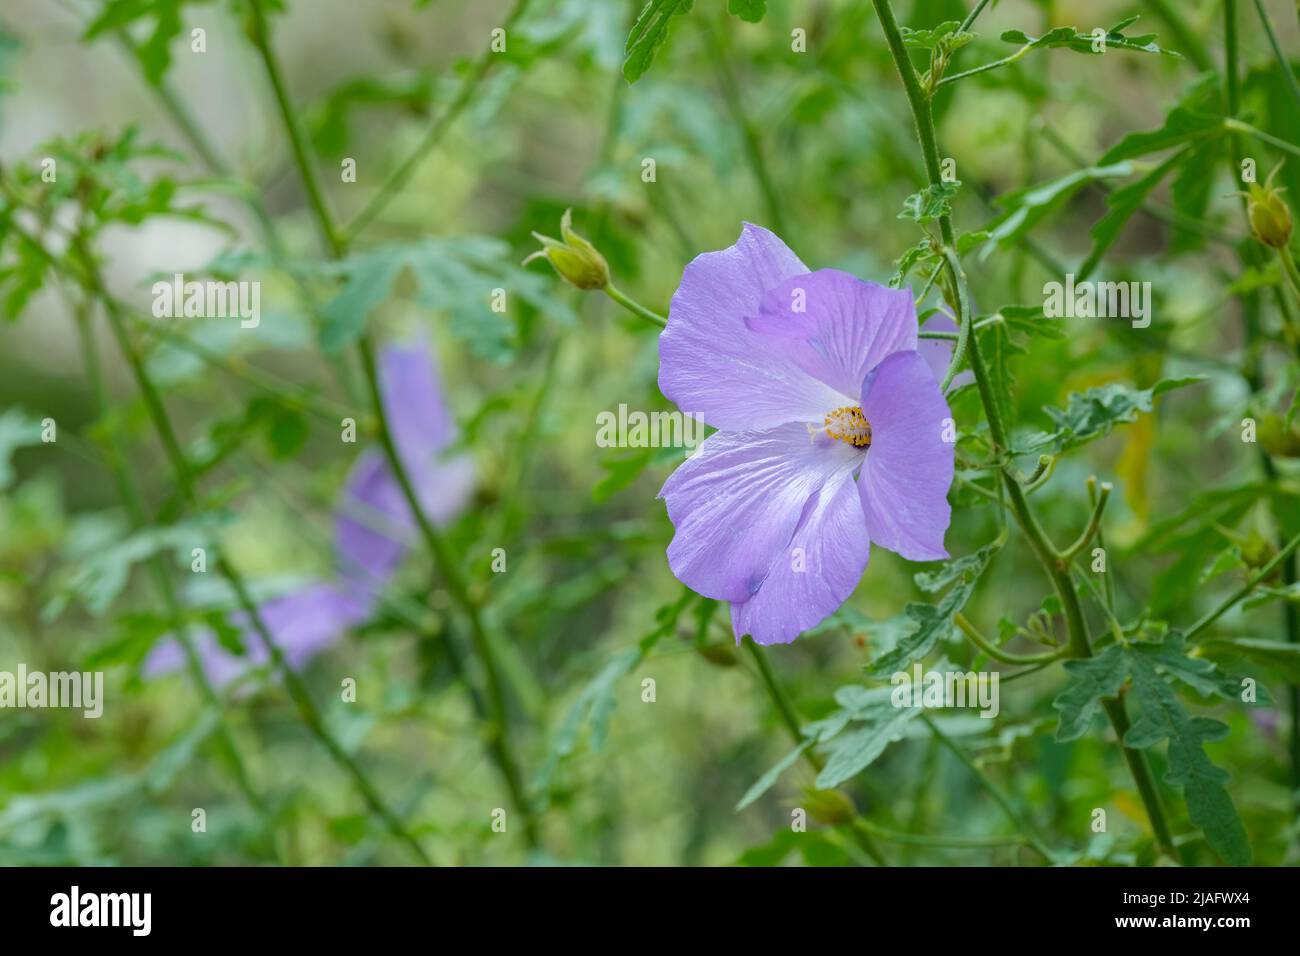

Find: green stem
[938,247,972,392]
[130,315,353,422]
[742,639,890,866]
[854,817,1024,849]
[1279,246,1300,314]
[1101,695,1177,857]
[357,334,541,849]
[1224,0,1300,810]
[72,293,270,827]
[605,283,668,327]
[247,0,344,257]
[919,713,1056,861]
[934,43,1035,90]
[707,21,787,236]
[1252,0,1300,113]
[1143,0,1214,72]
[75,247,432,866]
[1225,118,1300,160]
[954,613,1067,665]
[244,0,541,848]
[1226,0,1242,115]
[871,0,1177,859]
[958,0,992,32]
[343,0,534,239]
[1185,528,1300,641]
[1060,479,1112,562]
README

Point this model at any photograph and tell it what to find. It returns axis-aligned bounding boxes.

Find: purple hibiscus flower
[144,341,475,685]
[657,224,955,646]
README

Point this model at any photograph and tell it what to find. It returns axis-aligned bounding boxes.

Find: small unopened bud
[1246,173,1293,249]
[523,209,609,290]
[1258,412,1300,458]
[1239,528,1275,570]
[802,787,856,826]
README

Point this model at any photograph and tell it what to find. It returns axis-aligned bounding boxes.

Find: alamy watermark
[151,273,261,328]
[50,886,150,936]
[0,665,103,718]
[596,403,706,448]
[891,663,1000,718]
[1043,273,1151,329]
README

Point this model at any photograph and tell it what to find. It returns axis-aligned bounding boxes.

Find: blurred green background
[1,0,1299,866]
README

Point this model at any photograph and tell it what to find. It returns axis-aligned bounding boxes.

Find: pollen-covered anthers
[815,405,872,447]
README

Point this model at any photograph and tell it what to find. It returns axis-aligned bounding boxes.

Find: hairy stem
[743,639,890,866]
[244,0,541,848]
[356,333,541,848]
[871,0,1177,858]
[343,0,534,239]
[72,292,271,828]
[605,283,667,328]
[76,253,433,865]
[920,713,1056,861]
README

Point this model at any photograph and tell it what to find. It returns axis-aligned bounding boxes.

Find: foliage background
[1,0,1298,866]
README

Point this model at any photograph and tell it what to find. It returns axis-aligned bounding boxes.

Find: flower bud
[523,209,609,290]
[802,787,856,826]
[1258,412,1300,458]
[1246,180,1293,249]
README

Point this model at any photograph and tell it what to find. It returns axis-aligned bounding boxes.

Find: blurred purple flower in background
[656,224,954,646]
[145,342,475,685]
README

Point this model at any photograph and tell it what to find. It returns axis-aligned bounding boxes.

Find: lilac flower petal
[659,224,847,430]
[746,270,918,401]
[918,312,975,392]
[334,344,476,584]
[335,447,476,585]
[659,422,863,602]
[917,312,956,383]
[142,581,371,687]
[242,582,373,671]
[380,342,456,466]
[336,449,410,581]
[857,350,954,561]
[143,630,248,687]
[731,473,870,645]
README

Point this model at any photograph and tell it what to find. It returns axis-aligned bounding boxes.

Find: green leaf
[0,226,50,321]
[1170,138,1221,252]
[902,21,975,53]
[1204,638,1300,684]
[45,514,228,618]
[1124,652,1251,866]
[1001,17,1180,58]
[735,740,811,810]
[318,247,408,353]
[83,0,209,87]
[624,0,694,83]
[899,181,961,224]
[318,237,574,356]
[534,589,695,793]
[0,408,44,490]
[1054,635,1252,865]
[983,163,1133,248]
[1054,644,1129,740]
[1024,377,1203,455]
[889,239,938,289]
[244,396,310,460]
[727,0,766,23]
[867,539,1001,676]
[1099,108,1223,165]
[1079,149,1187,278]
[814,689,923,788]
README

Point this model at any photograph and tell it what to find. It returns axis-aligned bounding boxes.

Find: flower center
[822,405,872,447]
